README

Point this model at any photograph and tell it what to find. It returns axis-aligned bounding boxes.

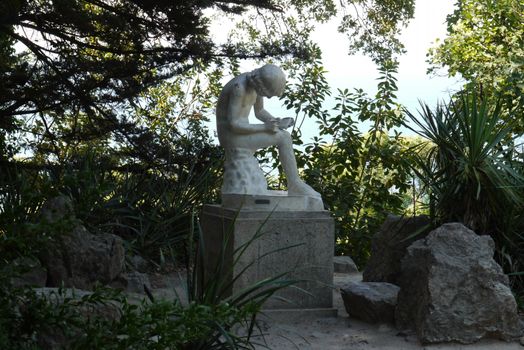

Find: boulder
[128,254,150,273]
[363,214,430,284]
[34,287,121,349]
[341,281,400,324]
[41,225,125,290]
[111,271,152,294]
[11,257,47,288]
[395,223,521,344]
[334,256,359,273]
[40,195,74,223]
[38,195,125,290]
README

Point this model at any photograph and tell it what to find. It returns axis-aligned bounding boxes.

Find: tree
[271,59,414,266]
[428,0,524,107]
[0,0,415,137]
[0,0,287,149]
[0,0,417,261]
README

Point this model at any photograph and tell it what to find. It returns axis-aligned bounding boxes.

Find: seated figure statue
[216,63,322,204]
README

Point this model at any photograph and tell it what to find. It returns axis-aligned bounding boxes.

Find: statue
[216,63,322,208]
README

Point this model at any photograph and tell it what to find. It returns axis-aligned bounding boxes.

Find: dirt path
[253,273,524,350]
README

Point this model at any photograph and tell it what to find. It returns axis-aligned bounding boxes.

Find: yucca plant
[403,90,524,236]
[185,211,301,349]
[404,89,524,304]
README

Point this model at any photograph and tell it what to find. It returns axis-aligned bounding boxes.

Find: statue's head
[248,64,286,98]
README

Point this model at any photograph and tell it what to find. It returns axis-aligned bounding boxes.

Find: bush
[404,89,524,304]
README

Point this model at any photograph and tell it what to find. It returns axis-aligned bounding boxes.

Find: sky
[256,1,465,141]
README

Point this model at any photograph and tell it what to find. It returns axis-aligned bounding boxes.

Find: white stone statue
[216,63,323,210]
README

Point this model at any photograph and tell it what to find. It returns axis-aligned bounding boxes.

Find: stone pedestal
[200,204,334,310]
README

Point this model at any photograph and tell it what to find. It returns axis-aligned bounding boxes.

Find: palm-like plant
[404,90,524,236]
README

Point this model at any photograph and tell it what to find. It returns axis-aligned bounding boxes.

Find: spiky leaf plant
[404,90,524,236]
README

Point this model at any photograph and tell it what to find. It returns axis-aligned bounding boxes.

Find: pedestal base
[221,192,324,211]
[200,205,334,310]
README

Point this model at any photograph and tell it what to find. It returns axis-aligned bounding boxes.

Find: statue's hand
[264,119,279,133]
[278,117,294,130]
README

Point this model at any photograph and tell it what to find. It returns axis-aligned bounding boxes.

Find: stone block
[221,192,324,211]
[200,204,334,309]
[340,281,399,324]
[334,256,358,273]
[363,214,430,284]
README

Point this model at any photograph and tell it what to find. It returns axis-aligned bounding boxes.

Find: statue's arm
[227,89,277,134]
[253,95,278,123]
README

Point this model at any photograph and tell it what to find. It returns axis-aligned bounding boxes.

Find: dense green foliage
[0,0,417,265]
[428,0,524,130]
[429,0,524,92]
[0,228,287,350]
[404,91,524,305]
[252,59,415,267]
[426,0,524,300]
[405,92,524,235]
[0,1,422,347]
[0,0,414,139]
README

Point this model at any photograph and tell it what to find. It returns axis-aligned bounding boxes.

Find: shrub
[404,89,524,304]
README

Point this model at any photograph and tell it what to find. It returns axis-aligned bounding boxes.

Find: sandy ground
[249,273,524,350]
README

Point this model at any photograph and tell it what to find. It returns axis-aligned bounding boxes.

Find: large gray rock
[111,271,152,294]
[395,223,521,344]
[34,288,121,349]
[41,225,125,290]
[334,256,358,273]
[11,258,47,287]
[363,214,430,284]
[40,195,74,223]
[341,281,400,324]
[38,195,125,290]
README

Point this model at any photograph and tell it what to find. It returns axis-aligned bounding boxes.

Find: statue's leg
[275,131,299,181]
[275,131,321,197]
[228,131,320,197]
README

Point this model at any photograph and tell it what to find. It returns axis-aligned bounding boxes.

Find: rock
[363,214,430,284]
[111,271,152,294]
[38,195,125,289]
[40,195,74,223]
[128,254,150,273]
[341,281,400,324]
[520,335,524,346]
[395,223,521,344]
[34,287,121,349]
[41,225,125,290]
[35,287,121,321]
[334,256,359,273]
[11,257,47,287]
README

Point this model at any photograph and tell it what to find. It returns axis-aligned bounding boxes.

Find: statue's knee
[277,130,292,145]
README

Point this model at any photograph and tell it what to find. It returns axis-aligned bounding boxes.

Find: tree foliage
[263,59,414,266]
[1,0,280,151]
[0,0,414,127]
[339,0,415,63]
[0,0,418,262]
[0,0,417,172]
[404,90,524,304]
[428,0,524,99]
